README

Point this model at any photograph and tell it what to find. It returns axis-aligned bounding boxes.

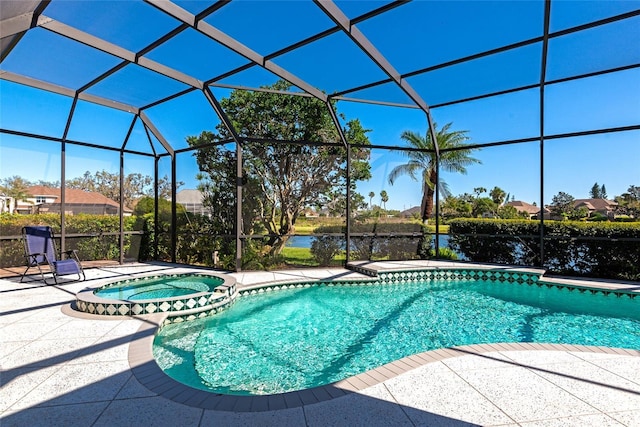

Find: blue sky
[1,1,639,210]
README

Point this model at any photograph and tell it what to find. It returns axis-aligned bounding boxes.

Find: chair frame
[21,226,85,285]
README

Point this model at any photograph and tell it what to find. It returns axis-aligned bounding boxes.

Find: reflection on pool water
[153,277,639,396]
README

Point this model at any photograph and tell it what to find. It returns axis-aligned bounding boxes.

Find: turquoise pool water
[95,274,223,300]
[153,279,640,395]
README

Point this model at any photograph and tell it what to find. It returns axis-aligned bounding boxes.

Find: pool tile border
[237,267,638,299]
[129,329,640,412]
[74,272,237,320]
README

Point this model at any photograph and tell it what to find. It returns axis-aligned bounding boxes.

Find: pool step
[346,263,379,277]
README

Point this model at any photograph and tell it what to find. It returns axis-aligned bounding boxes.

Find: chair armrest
[25,252,46,261]
[63,249,82,262]
[25,252,46,258]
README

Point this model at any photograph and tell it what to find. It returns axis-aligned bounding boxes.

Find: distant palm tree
[368,191,375,209]
[490,186,507,205]
[380,190,389,210]
[388,123,480,223]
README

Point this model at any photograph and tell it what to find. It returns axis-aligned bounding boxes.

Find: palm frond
[388,162,421,184]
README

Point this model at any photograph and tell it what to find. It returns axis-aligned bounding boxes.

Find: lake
[285,234,451,248]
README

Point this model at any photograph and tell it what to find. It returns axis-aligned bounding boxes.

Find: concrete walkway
[1,263,639,426]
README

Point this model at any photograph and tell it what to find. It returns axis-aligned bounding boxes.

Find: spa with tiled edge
[75,272,237,322]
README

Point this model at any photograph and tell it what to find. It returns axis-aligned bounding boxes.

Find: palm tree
[380,190,389,211]
[490,186,506,205]
[388,123,480,223]
[368,191,375,209]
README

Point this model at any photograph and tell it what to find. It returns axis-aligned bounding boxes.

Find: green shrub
[310,235,343,266]
[311,222,450,261]
[448,219,640,280]
[0,213,138,268]
[429,247,458,260]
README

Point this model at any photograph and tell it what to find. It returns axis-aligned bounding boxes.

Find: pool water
[95,275,223,300]
[153,279,640,395]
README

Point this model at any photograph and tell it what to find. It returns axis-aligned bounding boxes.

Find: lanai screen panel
[0,0,638,273]
[1,1,638,151]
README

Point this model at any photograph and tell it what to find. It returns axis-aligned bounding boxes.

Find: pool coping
[129,328,640,412]
[120,265,640,411]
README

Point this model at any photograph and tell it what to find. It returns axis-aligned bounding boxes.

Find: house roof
[505,201,544,215]
[175,189,204,204]
[27,186,132,212]
[573,198,618,210]
[399,206,421,217]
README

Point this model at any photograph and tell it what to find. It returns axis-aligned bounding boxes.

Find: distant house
[573,198,618,219]
[505,200,549,219]
[541,198,618,220]
[1,195,15,213]
[302,207,319,218]
[174,189,209,216]
[16,186,132,216]
[399,206,421,218]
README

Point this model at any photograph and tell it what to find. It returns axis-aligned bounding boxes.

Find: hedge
[448,219,640,280]
[310,222,442,265]
[0,213,138,268]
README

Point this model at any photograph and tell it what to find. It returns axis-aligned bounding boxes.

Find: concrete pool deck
[1,261,639,426]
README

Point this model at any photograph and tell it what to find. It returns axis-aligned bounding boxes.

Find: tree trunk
[269,235,290,256]
[421,170,436,223]
[269,209,297,256]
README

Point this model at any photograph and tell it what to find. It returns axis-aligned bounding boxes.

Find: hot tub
[75,272,236,323]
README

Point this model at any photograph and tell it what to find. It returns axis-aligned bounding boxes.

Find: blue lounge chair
[21,226,85,284]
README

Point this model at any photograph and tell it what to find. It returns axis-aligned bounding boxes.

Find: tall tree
[368,191,375,209]
[188,133,264,238]
[67,170,178,207]
[551,191,576,220]
[388,123,480,223]
[472,197,496,218]
[615,184,640,218]
[600,184,607,199]
[380,190,389,211]
[0,176,32,213]
[622,185,640,201]
[589,182,601,198]
[189,80,371,255]
[473,187,487,198]
[489,186,506,205]
[441,195,473,219]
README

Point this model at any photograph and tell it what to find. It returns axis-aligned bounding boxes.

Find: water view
[285,234,451,249]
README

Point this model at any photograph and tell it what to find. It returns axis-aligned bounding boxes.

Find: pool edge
[129,324,640,412]
[129,265,640,412]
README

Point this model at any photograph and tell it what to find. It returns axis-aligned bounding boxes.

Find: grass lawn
[281,246,345,267]
[292,225,315,235]
[294,221,449,236]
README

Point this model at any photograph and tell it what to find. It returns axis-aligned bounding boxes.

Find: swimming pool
[75,272,236,319]
[153,271,639,396]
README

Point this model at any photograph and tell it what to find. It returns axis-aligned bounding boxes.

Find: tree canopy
[615,184,640,218]
[0,176,32,213]
[66,170,176,208]
[188,80,372,254]
[388,123,481,223]
[589,182,608,199]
